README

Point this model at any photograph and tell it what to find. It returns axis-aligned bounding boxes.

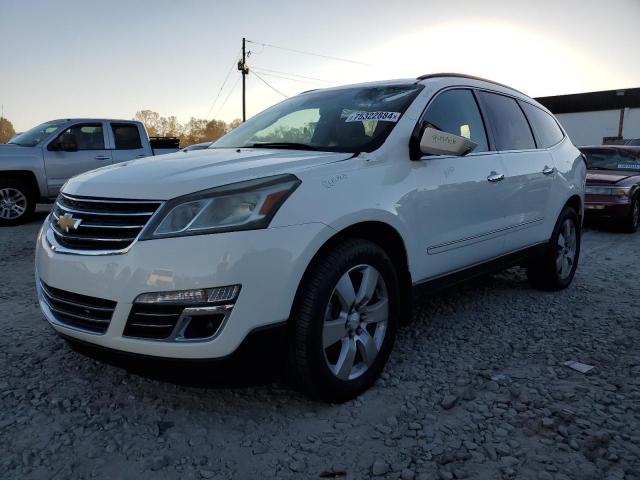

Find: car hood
[64,148,354,199]
[586,170,640,186]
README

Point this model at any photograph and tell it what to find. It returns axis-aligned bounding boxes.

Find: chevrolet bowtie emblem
[57,213,82,232]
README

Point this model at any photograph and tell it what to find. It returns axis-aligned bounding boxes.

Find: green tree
[0,117,16,144]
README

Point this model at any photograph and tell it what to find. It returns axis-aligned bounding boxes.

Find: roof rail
[416,73,526,96]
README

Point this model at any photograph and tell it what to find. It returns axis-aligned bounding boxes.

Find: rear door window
[477,91,535,151]
[111,123,143,150]
[519,102,564,148]
[421,89,488,152]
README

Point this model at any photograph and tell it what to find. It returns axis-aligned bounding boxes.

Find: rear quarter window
[520,102,564,148]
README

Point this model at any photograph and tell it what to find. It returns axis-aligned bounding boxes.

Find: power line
[249,66,329,83]
[214,76,241,118]
[251,69,325,86]
[206,49,241,118]
[246,39,369,66]
[252,71,289,98]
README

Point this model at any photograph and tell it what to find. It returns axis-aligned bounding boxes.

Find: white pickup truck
[0,118,179,225]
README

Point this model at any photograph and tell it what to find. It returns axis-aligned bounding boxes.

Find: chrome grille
[39,280,117,334]
[50,193,162,252]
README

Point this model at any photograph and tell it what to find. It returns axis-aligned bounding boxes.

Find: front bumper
[36,221,332,359]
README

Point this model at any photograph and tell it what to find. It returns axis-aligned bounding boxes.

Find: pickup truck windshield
[582,148,640,172]
[212,84,424,154]
[9,120,67,147]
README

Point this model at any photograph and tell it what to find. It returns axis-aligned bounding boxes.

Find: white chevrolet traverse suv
[36,74,586,402]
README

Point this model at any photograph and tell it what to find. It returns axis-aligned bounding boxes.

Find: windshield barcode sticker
[618,163,640,170]
[345,111,401,123]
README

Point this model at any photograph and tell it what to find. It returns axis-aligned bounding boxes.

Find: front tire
[0,181,36,226]
[289,239,400,403]
[527,206,581,291]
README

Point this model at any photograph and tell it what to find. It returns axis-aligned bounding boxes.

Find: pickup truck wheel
[621,195,639,233]
[289,239,400,403]
[0,182,35,226]
[526,206,581,291]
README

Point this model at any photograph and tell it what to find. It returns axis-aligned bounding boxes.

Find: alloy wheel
[556,218,577,280]
[633,199,639,229]
[0,188,28,220]
[322,264,389,381]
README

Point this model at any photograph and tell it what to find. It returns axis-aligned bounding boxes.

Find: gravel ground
[1,207,639,480]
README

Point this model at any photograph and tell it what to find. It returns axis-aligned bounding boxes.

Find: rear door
[43,122,112,196]
[412,88,511,280]
[476,91,555,251]
[108,122,150,164]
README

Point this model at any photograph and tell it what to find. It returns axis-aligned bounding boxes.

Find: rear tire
[527,206,581,291]
[621,194,639,233]
[0,180,36,226]
[289,239,400,403]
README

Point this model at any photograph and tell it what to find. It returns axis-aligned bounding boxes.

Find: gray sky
[1,0,639,131]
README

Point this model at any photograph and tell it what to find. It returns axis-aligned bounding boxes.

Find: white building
[535,88,640,146]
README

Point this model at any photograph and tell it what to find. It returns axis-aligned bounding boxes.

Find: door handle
[542,165,555,175]
[135,154,146,158]
[487,172,505,182]
[94,155,110,160]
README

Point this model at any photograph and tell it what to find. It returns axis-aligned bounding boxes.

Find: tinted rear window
[520,102,564,148]
[477,91,535,151]
[112,123,142,150]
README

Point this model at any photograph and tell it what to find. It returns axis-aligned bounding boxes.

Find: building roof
[535,88,640,114]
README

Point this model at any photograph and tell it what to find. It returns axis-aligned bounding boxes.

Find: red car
[580,146,640,232]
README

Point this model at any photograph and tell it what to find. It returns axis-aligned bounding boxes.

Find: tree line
[0,113,242,147]
[133,111,242,147]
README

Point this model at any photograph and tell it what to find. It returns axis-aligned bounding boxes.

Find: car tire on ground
[527,206,581,291]
[621,194,639,233]
[289,239,400,403]
[0,180,36,226]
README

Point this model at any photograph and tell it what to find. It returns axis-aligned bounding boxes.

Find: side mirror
[419,127,477,157]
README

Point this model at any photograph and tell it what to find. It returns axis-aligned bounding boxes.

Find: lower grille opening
[182,313,225,339]
[124,303,231,341]
[124,304,183,340]
[40,280,116,334]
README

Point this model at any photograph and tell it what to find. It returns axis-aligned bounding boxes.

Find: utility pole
[238,38,249,122]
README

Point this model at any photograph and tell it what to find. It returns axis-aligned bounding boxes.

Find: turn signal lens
[135,285,240,305]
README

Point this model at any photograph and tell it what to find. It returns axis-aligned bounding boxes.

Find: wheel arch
[290,220,413,324]
[564,194,583,222]
[0,170,40,197]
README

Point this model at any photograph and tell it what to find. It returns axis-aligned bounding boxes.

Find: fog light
[135,285,240,305]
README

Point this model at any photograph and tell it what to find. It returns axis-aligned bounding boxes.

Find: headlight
[585,186,631,196]
[140,174,300,239]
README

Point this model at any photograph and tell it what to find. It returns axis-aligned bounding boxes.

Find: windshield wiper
[245,142,320,151]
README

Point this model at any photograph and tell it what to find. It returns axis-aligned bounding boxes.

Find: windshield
[9,120,67,147]
[581,148,640,172]
[212,83,424,153]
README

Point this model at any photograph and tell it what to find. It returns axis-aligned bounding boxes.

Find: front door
[44,122,112,196]
[411,88,511,281]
